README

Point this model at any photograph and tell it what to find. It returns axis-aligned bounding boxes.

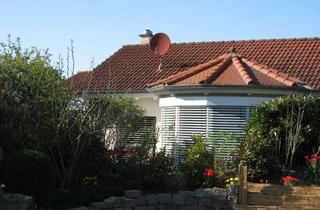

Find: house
[70,30,320,160]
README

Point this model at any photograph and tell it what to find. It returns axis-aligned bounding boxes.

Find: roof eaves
[147,84,317,96]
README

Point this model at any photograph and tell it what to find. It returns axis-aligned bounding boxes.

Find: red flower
[204,168,216,177]
[282,176,299,185]
[305,153,320,164]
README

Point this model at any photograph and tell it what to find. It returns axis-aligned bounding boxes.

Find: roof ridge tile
[242,58,299,87]
[232,55,255,85]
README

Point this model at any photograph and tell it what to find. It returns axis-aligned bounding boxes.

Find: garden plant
[239,95,320,184]
[0,38,175,209]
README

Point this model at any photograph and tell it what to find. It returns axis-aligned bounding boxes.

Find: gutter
[147,85,320,97]
[72,89,154,99]
[71,85,320,99]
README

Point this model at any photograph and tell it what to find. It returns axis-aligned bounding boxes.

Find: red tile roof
[69,37,320,92]
[69,71,92,91]
[147,53,307,88]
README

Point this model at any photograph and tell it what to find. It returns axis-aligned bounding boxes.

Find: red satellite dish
[149,33,171,56]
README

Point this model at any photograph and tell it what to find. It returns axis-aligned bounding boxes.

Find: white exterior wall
[135,97,161,125]
[159,96,274,107]
[134,97,162,150]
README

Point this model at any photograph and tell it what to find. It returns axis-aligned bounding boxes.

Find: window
[161,107,176,156]
[161,105,253,161]
[121,116,156,148]
[208,106,247,159]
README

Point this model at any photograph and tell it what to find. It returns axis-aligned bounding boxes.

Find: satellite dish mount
[149,33,171,72]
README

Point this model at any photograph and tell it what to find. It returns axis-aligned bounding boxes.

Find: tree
[48,95,144,190]
[0,37,145,194]
[0,36,68,151]
[284,99,306,172]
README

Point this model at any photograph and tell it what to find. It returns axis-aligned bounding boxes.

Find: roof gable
[147,53,308,89]
[70,38,320,92]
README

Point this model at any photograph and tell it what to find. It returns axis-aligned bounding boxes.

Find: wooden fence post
[238,160,248,205]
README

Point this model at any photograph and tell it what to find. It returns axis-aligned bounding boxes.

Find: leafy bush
[143,149,177,192]
[0,37,68,152]
[1,149,56,208]
[180,135,214,189]
[101,129,177,193]
[239,95,320,182]
[239,133,278,181]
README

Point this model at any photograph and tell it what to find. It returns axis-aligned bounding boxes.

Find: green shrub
[143,149,177,192]
[180,135,214,189]
[239,133,279,182]
[2,149,56,208]
[239,95,320,182]
[0,37,68,152]
[209,131,242,173]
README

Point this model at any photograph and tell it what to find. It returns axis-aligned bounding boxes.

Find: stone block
[155,205,166,210]
[198,197,212,207]
[136,195,147,206]
[212,199,227,209]
[172,194,185,205]
[184,196,197,206]
[145,193,158,205]
[195,188,213,198]
[103,196,123,208]
[178,191,195,197]
[124,190,142,198]
[135,207,156,210]
[90,202,105,209]
[177,206,189,210]
[177,206,205,210]
[189,207,206,210]
[166,204,177,210]
[123,198,136,207]
[157,193,172,204]
[67,207,89,210]
[115,208,133,210]
[211,187,228,200]
[1,193,33,210]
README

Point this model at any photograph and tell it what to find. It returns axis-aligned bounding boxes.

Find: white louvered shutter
[161,107,177,155]
[208,106,247,160]
[121,116,156,148]
[160,105,252,164]
[176,106,207,159]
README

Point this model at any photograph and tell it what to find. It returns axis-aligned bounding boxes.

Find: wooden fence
[234,161,320,209]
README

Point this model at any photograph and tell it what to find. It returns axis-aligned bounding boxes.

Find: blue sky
[0,0,319,73]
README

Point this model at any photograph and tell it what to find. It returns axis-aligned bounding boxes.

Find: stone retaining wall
[0,193,33,210]
[69,187,231,210]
